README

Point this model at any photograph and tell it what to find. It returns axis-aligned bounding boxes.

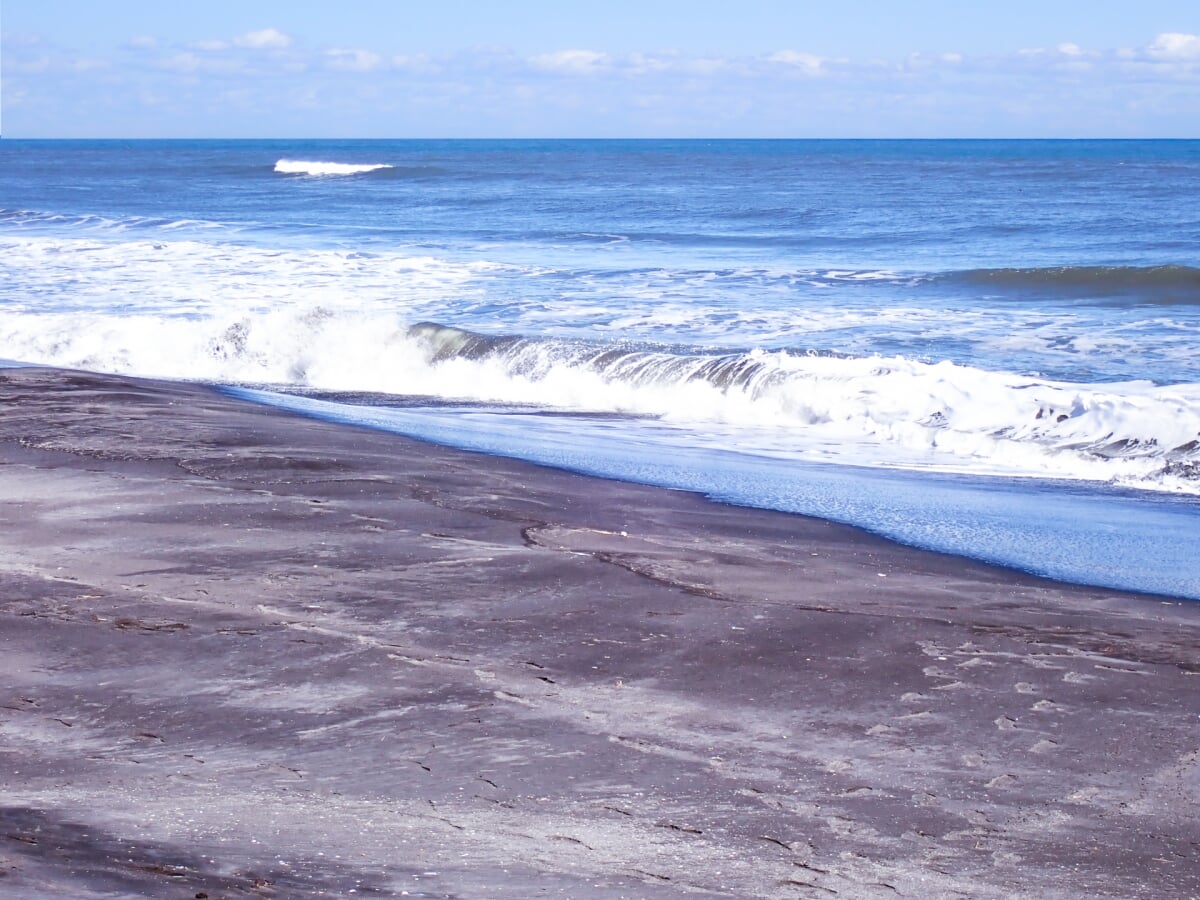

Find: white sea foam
[4,223,1192,382]
[3,299,1198,493]
[403,325,1200,490]
[2,229,1197,494]
[274,159,393,176]
[0,235,511,318]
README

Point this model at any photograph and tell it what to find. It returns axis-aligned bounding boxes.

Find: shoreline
[233,384,1200,603]
[2,366,1199,897]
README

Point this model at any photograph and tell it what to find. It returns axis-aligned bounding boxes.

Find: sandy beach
[2,366,1198,898]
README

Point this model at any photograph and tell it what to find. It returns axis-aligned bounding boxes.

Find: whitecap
[274,159,393,177]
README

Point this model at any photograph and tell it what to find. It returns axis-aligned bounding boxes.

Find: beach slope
[1,367,1198,898]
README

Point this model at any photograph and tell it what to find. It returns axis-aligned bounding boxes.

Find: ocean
[2,139,1198,598]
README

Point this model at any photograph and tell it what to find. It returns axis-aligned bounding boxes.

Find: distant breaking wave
[0,207,229,233]
[274,159,394,177]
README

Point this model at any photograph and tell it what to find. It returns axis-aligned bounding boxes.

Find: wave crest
[407,322,1200,488]
[274,159,394,177]
[3,308,1199,492]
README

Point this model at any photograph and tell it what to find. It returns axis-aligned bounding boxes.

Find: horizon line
[5,135,1200,142]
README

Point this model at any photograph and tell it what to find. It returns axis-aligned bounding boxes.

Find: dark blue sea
[2,139,1199,596]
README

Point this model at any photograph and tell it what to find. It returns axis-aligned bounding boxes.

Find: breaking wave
[7,305,1197,492]
[274,159,394,177]
[403,323,1200,487]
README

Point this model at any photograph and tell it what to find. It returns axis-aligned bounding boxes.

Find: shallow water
[231,386,1200,600]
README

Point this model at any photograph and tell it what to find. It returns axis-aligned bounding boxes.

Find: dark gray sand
[1,367,1198,899]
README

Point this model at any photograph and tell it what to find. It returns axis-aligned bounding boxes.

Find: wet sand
[1,366,1198,898]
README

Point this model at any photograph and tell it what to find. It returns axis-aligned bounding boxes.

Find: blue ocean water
[2,139,1199,597]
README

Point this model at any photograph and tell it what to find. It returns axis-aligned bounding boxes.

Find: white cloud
[15,28,1200,139]
[160,52,245,75]
[326,48,384,72]
[768,50,826,75]
[182,29,291,58]
[162,52,203,72]
[234,28,291,50]
[576,51,734,77]
[679,56,733,76]
[1148,33,1200,59]
[530,49,610,74]
[627,52,674,74]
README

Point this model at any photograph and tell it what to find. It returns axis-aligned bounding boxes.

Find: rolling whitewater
[1,139,1198,597]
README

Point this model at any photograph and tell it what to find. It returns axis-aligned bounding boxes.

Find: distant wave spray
[274,159,394,177]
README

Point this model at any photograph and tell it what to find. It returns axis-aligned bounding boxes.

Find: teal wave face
[944,265,1200,305]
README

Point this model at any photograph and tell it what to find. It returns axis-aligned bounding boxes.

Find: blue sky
[3,1,1199,137]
